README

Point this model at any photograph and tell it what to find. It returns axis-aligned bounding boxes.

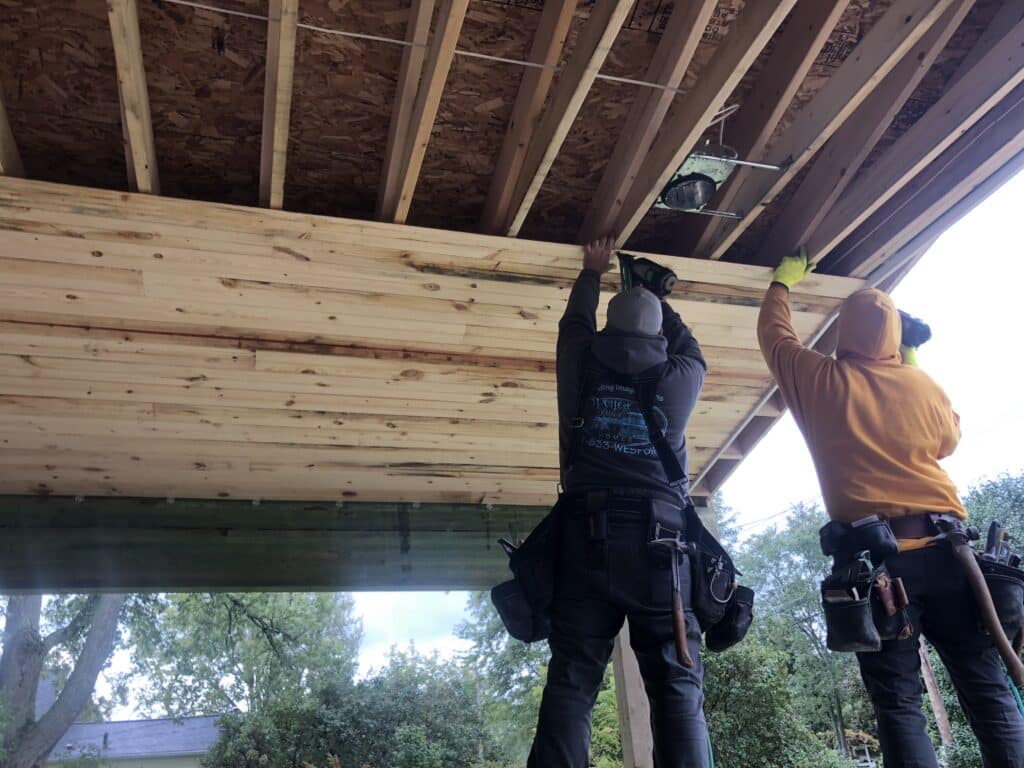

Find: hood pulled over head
[835,288,901,362]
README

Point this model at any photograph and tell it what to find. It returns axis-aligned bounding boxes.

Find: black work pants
[856,545,1024,767]
[528,498,707,768]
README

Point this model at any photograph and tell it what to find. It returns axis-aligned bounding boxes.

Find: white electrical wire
[156,0,709,97]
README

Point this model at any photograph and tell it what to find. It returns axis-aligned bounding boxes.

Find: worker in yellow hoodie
[758,249,1024,767]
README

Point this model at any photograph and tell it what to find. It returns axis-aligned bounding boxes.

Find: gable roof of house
[48,715,221,762]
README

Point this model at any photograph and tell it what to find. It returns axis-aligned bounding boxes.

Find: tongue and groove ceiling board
[0,177,862,505]
[0,0,1020,510]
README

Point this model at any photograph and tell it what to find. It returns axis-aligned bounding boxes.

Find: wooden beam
[380,0,469,224]
[613,622,654,768]
[107,0,159,194]
[504,0,633,236]
[746,0,974,268]
[700,0,958,261]
[604,0,801,247]
[806,14,1024,263]
[0,496,548,591]
[679,0,848,257]
[832,92,1024,276]
[945,0,1024,89]
[578,0,718,243]
[377,0,437,220]
[0,87,23,177]
[478,0,576,234]
[258,0,299,210]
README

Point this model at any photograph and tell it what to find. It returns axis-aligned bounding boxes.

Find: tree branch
[43,596,100,652]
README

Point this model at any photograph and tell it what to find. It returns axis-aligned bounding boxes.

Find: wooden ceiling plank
[107,0,159,195]
[607,0,801,247]
[680,0,848,258]
[382,0,470,224]
[577,0,719,243]
[945,0,1024,90]
[376,0,437,221]
[478,0,576,234]
[752,0,974,268]
[700,0,958,261]
[504,0,634,236]
[807,15,1024,263]
[0,87,24,177]
[258,0,300,210]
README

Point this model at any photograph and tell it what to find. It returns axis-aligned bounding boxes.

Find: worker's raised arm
[757,248,829,411]
[557,238,612,363]
[662,298,706,373]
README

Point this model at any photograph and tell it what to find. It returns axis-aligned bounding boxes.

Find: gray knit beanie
[606,286,663,335]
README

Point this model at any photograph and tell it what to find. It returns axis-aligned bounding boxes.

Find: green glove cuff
[900,345,919,367]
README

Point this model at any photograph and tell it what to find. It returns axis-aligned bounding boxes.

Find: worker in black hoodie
[528,238,708,768]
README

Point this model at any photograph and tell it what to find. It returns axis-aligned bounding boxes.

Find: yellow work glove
[772,246,815,289]
[900,345,919,367]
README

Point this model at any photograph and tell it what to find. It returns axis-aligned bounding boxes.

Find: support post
[613,621,654,768]
[919,637,953,746]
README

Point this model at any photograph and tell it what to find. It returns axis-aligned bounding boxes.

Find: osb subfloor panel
[9,0,1006,252]
[0,178,864,504]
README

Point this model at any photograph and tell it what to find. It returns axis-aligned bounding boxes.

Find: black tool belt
[819,516,912,653]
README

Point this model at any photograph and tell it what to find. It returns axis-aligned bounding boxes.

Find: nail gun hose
[950,540,1024,686]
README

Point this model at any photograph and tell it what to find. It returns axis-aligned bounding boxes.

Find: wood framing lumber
[377,0,437,220]
[833,93,1024,276]
[0,496,548,591]
[478,0,576,234]
[603,0,801,247]
[504,0,633,236]
[679,0,848,258]
[700,0,959,261]
[258,0,300,209]
[578,0,718,243]
[0,87,23,177]
[746,0,974,268]
[613,623,654,768]
[806,14,1024,264]
[946,0,1024,90]
[380,0,469,224]
[0,176,865,504]
[107,0,160,194]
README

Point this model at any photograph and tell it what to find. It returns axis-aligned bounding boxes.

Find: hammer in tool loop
[650,530,695,668]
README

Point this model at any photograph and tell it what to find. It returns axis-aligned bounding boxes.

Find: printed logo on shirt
[581,383,667,457]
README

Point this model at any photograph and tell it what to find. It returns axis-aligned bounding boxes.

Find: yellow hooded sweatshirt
[758,284,965,536]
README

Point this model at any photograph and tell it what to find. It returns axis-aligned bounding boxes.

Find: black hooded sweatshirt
[556,269,706,502]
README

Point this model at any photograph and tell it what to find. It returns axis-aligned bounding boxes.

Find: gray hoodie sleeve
[661,300,706,372]
[556,269,601,476]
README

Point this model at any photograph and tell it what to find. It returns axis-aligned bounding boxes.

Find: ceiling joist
[679,0,848,258]
[601,0,800,247]
[378,0,469,224]
[479,0,576,234]
[806,13,1024,262]
[578,0,719,243]
[751,0,975,268]
[699,0,959,261]
[503,0,634,236]
[377,0,437,221]
[107,0,159,195]
[0,87,23,177]
[258,0,300,210]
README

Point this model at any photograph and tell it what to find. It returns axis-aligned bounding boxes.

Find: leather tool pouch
[979,559,1024,650]
[491,498,562,643]
[821,554,881,652]
[870,569,913,641]
[705,585,755,652]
